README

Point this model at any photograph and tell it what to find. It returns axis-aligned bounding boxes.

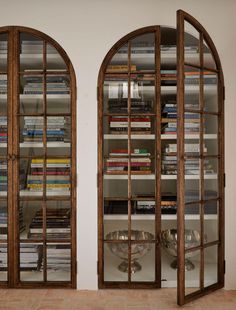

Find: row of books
[108,98,153,114]
[106,148,151,174]
[23,75,70,94]
[0,204,25,240]
[162,143,215,175]
[0,244,42,270]
[0,75,7,94]
[47,245,71,272]
[26,159,70,192]
[109,116,151,134]
[28,208,70,240]
[22,116,70,143]
[0,116,7,143]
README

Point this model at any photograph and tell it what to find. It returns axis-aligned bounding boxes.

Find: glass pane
[185,68,200,112]
[131,242,155,282]
[204,179,218,200]
[46,44,67,71]
[46,159,71,196]
[20,75,43,113]
[131,179,155,197]
[185,206,201,249]
[46,201,71,240]
[0,200,7,241]
[185,158,200,176]
[0,244,7,281]
[203,40,216,70]
[130,76,155,114]
[131,219,155,241]
[20,34,43,71]
[20,201,42,241]
[185,250,200,294]
[161,96,177,136]
[20,243,43,282]
[46,74,70,95]
[47,244,71,281]
[131,33,155,72]
[204,136,218,157]
[0,33,8,72]
[184,23,200,67]
[104,241,128,282]
[204,245,218,287]
[204,115,218,153]
[204,73,218,112]
[204,201,219,244]
[131,138,154,174]
[204,158,218,177]
[104,179,128,198]
[0,116,7,156]
[0,160,8,194]
[185,180,200,204]
[162,143,177,176]
[107,44,128,73]
[103,77,128,114]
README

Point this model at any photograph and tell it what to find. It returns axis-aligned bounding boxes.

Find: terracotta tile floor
[0,288,235,310]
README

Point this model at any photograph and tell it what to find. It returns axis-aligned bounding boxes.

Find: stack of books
[28,208,70,239]
[185,71,217,85]
[23,75,69,94]
[0,160,7,191]
[109,116,151,134]
[161,101,200,135]
[106,65,136,73]
[27,158,70,193]
[106,148,151,174]
[21,41,56,54]
[0,117,7,143]
[0,204,25,240]
[0,75,7,94]
[47,244,70,272]
[0,41,7,54]
[161,45,199,54]
[22,116,69,143]
[108,98,153,114]
[162,143,214,175]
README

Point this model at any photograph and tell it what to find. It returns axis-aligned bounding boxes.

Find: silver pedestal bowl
[161,229,202,271]
[106,230,154,273]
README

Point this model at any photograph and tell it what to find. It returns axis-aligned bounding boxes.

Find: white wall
[0,0,235,290]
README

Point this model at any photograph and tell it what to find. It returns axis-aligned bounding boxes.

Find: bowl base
[118,260,142,273]
[171,259,195,271]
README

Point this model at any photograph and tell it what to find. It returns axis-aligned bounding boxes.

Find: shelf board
[103,174,217,180]
[20,190,70,197]
[104,134,155,140]
[20,142,70,148]
[104,214,217,221]
[161,134,217,140]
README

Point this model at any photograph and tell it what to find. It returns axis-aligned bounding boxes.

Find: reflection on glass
[46,74,70,95]
[20,201,42,241]
[131,220,155,241]
[0,244,7,281]
[185,205,200,249]
[46,44,67,70]
[204,73,218,112]
[185,68,200,112]
[204,245,218,287]
[131,243,155,282]
[20,75,43,113]
[20,243,43,282]
[131,33,155,71]
[46,201,71,240]
[203,40,216,70]
[0,34,8,72]
[204,136,218,156]
[106,44,128,73]
[47,244,71,281]
[104,179,128,198]
[20,34,43,71]
[103,77,128,114]
[204,158,217,177]
[104,242,128,282]
[204,114,218,135]
[204,179,218,200]
[184,23,200,67]
[0,160,7,194]
[185,158,200,176]
[185,250,200,294]
[131,179,155,197]
[204,201,218,243]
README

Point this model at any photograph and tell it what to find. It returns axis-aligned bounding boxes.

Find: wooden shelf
[103,174,217,180]
[104,214,217,221]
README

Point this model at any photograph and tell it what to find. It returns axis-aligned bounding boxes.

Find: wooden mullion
[42,40,47,283]
[199,32,205,291]
[127,40,131,284]
[155,26,161,287]
[177,10,185,305]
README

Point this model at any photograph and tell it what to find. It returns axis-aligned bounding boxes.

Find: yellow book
[31,159,70,164]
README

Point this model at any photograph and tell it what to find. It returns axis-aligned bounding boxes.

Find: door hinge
[224,260,226,274]
[224,173,226,188]
[97,261,99,275]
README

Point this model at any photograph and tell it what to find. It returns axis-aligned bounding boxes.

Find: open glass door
[177,10,224,305]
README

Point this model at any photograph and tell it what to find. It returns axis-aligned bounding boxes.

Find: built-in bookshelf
[0,26,76,288]
[98,14,224,306]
